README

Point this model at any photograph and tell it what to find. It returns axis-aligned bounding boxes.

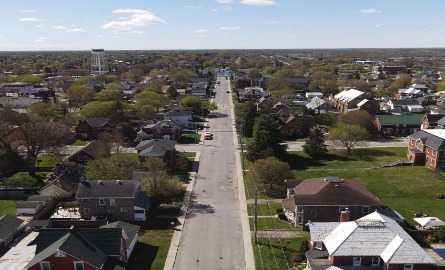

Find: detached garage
[16,201,44,215]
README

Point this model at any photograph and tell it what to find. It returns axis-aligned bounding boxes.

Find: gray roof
[85,118,117,128]
[391,99,419,106]
[164,110,193,117]
[101,221,140,245]
[75,180,140,199]
[408,130,445,150]
[16,201,42,208]
[134,192,150,209]
[151,120,182,130]
[0,97,42,108]
[135,139,176,152]
[139,145,165,157]
[0,215,24,241]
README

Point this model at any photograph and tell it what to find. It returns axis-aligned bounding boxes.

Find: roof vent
[335,184,339,187]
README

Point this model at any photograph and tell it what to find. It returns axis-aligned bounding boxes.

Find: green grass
[249,217,294,231]
[126,219,175,270]
[178,134,200,144]
[3,172,44,187]
[36,154,63,167]
[253,235,310,270]
[177,152,196,159]
[71,140,90,146]
[247,203,283,216]
[293,166,445,225]
[286,147,407,170]
[0,201,18,216]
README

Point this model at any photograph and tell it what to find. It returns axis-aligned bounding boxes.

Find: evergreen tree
[303,127,328,159]
[246,114,287,161]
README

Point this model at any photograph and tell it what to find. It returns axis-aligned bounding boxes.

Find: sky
[1,0,445,51]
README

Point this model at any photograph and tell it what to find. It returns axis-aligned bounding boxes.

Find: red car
[204,134,213,140]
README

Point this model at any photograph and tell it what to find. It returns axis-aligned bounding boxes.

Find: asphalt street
[173,78,246,269]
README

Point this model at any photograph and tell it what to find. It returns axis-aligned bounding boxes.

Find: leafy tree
[140,157,185,208]
[308,80,338,96]
[246,114,287,161]
[80,101,133,121]
[135,91,169,112]
[95,89,123,102]
[28,102,63,120]
[84,153,139,180]
[303,127,328,159]
[315,114,337,126]
[389,74,412,90]
[249,157,293,190]
[0,110,70,177]
[207,100,218,111]
[181,96,203,114]
[337,110,376,135]
[235,102,257,137]
[115,122,136,143]
[436,80,445,92]
[97,131,124,157]
[327,123,371,154]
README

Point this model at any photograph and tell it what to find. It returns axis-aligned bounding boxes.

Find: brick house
[407,129,445,170]
[372,65,406,75]
[421,114,445,129]
[141,120,182,140]
[282,177,383,228]
[66,140,103,165]
[238,87,268,103]
[75,118,118,140]
[75,180,150,222]
[278,114,316,138]
[306,212,436,270]
[373,115,422,136]
[333,89,378,115]
[257,97,290,111]
[26,222,139,270]
[135,139,176,164]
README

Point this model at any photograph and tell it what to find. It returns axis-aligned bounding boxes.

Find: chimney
[340,208,350,222]
[69,225,76,234]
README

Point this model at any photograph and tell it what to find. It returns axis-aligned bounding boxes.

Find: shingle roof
[164,110,193,117]
[68,140,103,160]
[391,99,419,106]
[292,177,382,206]
[85,118,117,128]
[16,201,42,208]
[134,192,151,209]
[374,114,423,125]
[423,114,445,124]
[0,215,24,241]
[408,130,445,150]
[101,221,140,245]
[75,180,140,199]
[135,139,176,152]
[151,120,182,130]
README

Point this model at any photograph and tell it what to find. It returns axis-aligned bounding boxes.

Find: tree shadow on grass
[126,242,159,270]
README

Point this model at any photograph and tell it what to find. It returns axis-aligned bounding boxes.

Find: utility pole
[254,188,258,244]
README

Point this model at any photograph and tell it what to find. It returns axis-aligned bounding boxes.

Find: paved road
[173,78,246,269]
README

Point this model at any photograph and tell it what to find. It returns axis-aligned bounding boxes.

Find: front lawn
[3,172,44,187]
[178,134,200,144]
[0,200,18,216]
[249,217,294,231]
[71,140,90,146]
[247,203,283,217]
[36,154,63,167]
[126,218,175,270]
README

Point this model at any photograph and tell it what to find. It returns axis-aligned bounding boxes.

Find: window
[74,262,84,270]
[296,206,303,213]
[372,257,380,266]
[404,264,413,270]
[99,198,105,205]
[77,156,84,162]
[353,257,361,266]
[110,199,116,206]
[297,215,303,225]
[40,262,51,270]
[84,208,90,215]
[121,207,128,213]
[362,206,370,213]
[81,198,89,202]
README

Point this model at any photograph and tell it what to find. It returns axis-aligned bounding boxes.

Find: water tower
[91,49,107,75]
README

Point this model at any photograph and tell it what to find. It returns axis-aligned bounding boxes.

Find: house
[135,139,176,163]
[387,99,421,112]
[238,87,268,103]
[66,140,103,164]
[305,97,326,112]
[75,180,150,221]
[38,174,78,199]
[421,114,445,129]
[278,114,316,138]
[257,97,290,111]
[75,118,118,140]
[333,89,378,115]
[372,65,406,75]
[163,110,194,129]
[140,120,182,140]
[0,245,36,270]
[0,215,25,250]
[26,222,139,270]
[282,177,383,227]
[407,129,445,170]
[396,87,425,100]
[306,211,436,270]
[16,195,52,215]
[373,115,422,136]
[284,179,302,198]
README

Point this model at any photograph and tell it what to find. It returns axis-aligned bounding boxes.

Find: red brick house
[333,89,378,115]
[282,177,383,228]
[26,222,139,270]
[75,118,117,140]
[278,114,316,138]
[421,114,445,129]
[306,212,436,270]
[141,120,182,140]
[407,129,445,170]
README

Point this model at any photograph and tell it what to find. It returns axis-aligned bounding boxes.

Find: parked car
[204,134,213,140]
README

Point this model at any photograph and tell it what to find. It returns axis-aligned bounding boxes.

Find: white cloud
[52,26,66,30]
[103,9,166,31]
[223,6,234,11]
[360,8,382,14]
[20,17,45,22]
[240,0,277,6]
[130,30,146,34]
[21,9,37,13]
[0,36,3,39]
[216,0,233,3]
[35,37,48,43]
[195,29,208,34]
[67,28,85,32]
[374,24,384,28]
[219,26,240,31]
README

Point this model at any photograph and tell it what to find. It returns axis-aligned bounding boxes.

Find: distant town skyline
[1,0,445,51]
